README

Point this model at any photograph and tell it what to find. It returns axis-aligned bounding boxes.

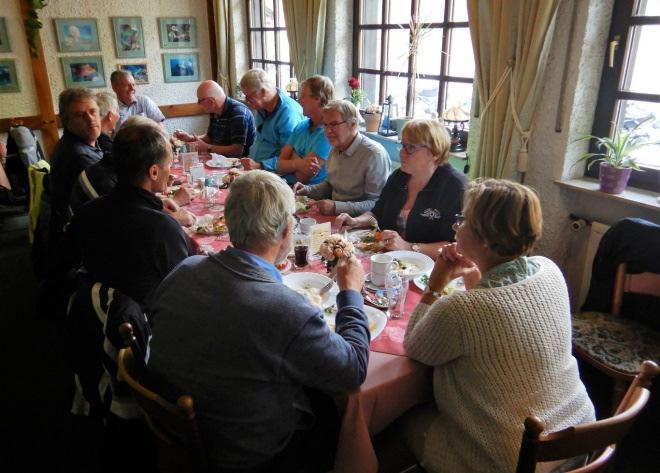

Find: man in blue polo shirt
[239,68,304,172]
[175,80,256,157]
[277,75,334,186]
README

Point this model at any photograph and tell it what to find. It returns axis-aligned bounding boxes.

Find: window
[353,0,474,119]
[245,0,294,88]
[590,0,660,191]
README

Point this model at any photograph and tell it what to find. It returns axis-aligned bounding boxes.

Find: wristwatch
[411,242,421,252]
[423,286,443,299]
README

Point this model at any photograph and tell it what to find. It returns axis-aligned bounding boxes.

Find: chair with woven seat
[515,360,659,473]
[572,262,660,411]
[118,322,208,473]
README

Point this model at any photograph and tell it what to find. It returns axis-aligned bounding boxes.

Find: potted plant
[576,123,655,194]
[361,104,381,132]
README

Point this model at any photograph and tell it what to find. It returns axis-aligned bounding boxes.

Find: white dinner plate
[323,305,387,341]
[348,229,384,254]
[413,274,465,293]
[206,154,239,169]
[282,272,339,309]
[384,250,435,278]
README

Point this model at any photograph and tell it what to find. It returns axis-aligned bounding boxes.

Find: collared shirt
[116,95,165,129]
[283,117,332,185]
[477,256,541,289]
[226,246,282,283]
[249,89,304,172]
[306,133,391,216]
[206,97,256,157]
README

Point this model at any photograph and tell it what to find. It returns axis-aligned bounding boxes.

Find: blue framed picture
[61,56,106,88]
[158,17,197,49]
[162,53,199,83]
[112,17,146,59]
[54,18,100,53]
[118,63,149,84]
[0,18,11,53]
[0,60,19,93]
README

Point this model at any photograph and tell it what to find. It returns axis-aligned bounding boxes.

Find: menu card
[309,222,331,255]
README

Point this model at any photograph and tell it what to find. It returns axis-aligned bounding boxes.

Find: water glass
[385,271,408,319]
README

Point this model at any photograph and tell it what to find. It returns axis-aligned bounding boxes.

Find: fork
[319,275,337,295]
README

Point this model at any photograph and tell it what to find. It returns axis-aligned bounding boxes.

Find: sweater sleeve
[404,297,464,366]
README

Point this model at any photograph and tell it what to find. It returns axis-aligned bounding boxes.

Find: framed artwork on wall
[0,18,11,53]
[0,60,19,92]
[112,17,146,59]
[162,53,199,83]
[61,56,106,88]
[158,17,197,49]
[117,63,149,84]
[54,18,100,53]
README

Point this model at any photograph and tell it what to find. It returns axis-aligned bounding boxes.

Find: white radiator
[576,221,611,308]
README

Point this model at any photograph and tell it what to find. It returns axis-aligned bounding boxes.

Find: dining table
[170,156,433,473]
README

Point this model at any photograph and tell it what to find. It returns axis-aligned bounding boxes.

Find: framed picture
[117,62,149,84]
[158,17,197,49]
[61,56,106,88]
[54,18,100,52]
[162,53,199,83]
[0,60,19,93]
[111,17,146,58]
[0,18,11,53]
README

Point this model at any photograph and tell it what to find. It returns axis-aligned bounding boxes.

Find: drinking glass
[385,271,408,319]
[293,233,309,268]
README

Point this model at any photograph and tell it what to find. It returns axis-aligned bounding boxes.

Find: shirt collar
[226,247,283,283]
[340,132,363,157]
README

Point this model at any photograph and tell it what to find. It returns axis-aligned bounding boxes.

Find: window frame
[245,0,294,89]
[352,0,473,117]
[588,0,660,192]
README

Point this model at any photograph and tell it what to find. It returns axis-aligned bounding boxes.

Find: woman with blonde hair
[399,179,595,473]
[335,118,467,258]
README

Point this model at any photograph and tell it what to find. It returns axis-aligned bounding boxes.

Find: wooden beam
[19,0,59,155]
[207,0,218,82]
[159,103,205,118]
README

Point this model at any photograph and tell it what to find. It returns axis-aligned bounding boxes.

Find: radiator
[576,221,610,308]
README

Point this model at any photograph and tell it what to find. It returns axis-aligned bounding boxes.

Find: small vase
[598,162,632,194]
[363,113,382,133]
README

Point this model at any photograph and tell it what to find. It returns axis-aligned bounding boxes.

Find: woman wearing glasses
[398,179,594,473]
[335,118,467,258]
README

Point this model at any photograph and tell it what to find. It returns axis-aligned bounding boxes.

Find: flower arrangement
[319,234,355,272]
[363,104,381,115]
[348,77,366,107]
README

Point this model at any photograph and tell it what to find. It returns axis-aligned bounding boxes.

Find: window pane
[448,27,475,77]
[419,0,446,23]
[263,0,275,27]
[416,28,442,76]
[615,99,660,169]
[361,0,383,24]
[451,0,469,22]
[621,25,660,95]
[360,73,381,106]
[385,75,408,117]
[280,65,292,86]
[278,31,290,62]
[635,0,660,16]
[388,0,412,24]
[444,81,473,114]
[250,0,262,27]
[265,31,276,60]
[414,79,439,117]
[386,28,410,73]
[276,0,286,26]
[361,30,382,69]
[251,32,263,59]
[265,63,277,83]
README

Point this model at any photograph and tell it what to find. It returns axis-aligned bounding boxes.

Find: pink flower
[348,77,360,90]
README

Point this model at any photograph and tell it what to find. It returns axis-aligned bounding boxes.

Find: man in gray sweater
[148,170,370,472]
[294,100,390,216]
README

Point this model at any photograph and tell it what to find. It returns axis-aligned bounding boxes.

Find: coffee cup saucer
[364,273,385,292]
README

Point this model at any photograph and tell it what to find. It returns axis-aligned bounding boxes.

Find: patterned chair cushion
[572,311,660,375]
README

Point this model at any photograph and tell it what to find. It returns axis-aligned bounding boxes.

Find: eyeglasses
[243,89,260,102]
[398,142,428,154]
[454,213,465,227]
[324,120,347,130]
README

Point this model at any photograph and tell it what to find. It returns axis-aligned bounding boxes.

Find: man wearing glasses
[294,100,390,216]
[174,80,256,158]
[238,68,304,171]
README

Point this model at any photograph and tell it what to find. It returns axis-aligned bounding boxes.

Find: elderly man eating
[148,170,370,473]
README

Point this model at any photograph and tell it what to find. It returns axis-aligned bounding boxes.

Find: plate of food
[192,214,228,235]
[413,273,465,294]
[348,229,384,254]
[283,272,339,309]
[207,154,240,169]
[323,305,387,341]
[222,169,242,186]
[385,250,435,279]
[295,195,313,213]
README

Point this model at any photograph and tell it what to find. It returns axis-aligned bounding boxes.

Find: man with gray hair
[94,91,120,152]
[148,170,370,472]
[238,68,304,171]
[110,70,164,129]
[294,100,390,216]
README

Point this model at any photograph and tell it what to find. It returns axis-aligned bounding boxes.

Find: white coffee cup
[300,217,317,234]
[370,254,399,287]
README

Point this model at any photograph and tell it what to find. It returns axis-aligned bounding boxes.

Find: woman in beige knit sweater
[402,179,595,473]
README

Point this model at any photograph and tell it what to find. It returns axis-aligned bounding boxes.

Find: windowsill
[555,177,660,212]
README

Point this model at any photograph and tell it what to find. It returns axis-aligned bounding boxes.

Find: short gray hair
[239,68,276,94]
[323,100,359,125]
[95,91,119,117]
[225,170,295,251]
[59,88,97,128]
[110,69,131,86]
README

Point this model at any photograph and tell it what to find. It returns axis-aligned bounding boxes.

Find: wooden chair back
[515,360,659,473]
[612,263,660,316]
[117,323,208,472]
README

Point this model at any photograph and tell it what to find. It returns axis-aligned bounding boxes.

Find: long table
[173,161,433,472]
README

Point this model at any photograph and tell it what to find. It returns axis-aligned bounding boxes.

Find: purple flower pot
[599,162,632,194]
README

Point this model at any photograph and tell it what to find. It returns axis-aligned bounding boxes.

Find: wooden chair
[117,323,208,473]
[515,360,659,473]
[572,263,660,411]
